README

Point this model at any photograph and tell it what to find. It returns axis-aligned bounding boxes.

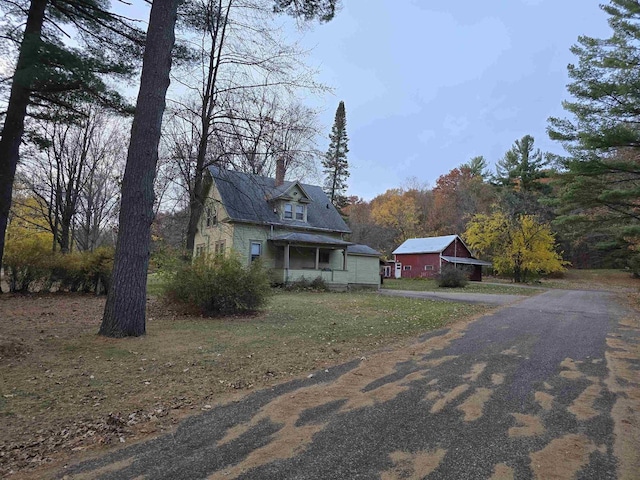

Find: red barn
[392,235,491,281]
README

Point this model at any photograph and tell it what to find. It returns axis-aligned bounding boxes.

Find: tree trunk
[0,0,48,293]
[99,0,180,337]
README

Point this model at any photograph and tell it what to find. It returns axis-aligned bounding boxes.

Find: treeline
[344,133,637,277]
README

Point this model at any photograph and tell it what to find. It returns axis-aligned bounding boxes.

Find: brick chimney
[275,158,285,187]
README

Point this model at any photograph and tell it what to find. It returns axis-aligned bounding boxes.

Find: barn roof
[392,235,460,255]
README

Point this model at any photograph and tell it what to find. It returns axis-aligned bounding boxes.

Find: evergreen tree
[548,0,640,273]
[0,0,143,290]
[323,100,349,208]
[494,135,549,192]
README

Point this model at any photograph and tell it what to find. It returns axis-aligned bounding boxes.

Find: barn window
[424,265,433,270]
[403,265,411,271]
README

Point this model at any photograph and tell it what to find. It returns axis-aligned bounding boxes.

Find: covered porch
[270,232,353,285]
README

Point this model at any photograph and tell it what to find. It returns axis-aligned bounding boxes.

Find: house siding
[193,181,234,257]
[347,255,381,287]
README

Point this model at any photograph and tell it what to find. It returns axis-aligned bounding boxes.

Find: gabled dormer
[269,181,313,223]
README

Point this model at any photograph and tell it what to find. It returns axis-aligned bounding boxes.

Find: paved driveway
[61,289,639,479]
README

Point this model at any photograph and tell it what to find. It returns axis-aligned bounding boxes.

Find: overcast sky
[291,0,612,200]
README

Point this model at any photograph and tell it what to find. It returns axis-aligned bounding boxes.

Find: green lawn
[381,278,543,296]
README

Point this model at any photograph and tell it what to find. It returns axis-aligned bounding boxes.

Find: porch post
[315,247,319,270]
[284,243,290,269]
[343,248,347,270]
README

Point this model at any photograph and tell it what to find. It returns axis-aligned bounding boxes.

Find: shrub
[4,235,52,292]
[284,276,328,292]
[3,243,113,294]
[437,265,469,288]
[164,255,272,316]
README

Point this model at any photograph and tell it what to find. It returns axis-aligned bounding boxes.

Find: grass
[381,278,542,295]
[0,291,490,476]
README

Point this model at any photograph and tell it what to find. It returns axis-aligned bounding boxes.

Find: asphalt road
[60,289,638,480]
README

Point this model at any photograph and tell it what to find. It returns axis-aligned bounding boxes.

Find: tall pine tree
[548,0,640,273]
[323,101,349,208]
[0,0,143,291]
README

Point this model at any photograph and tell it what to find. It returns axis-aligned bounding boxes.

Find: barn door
[395,262,402,279]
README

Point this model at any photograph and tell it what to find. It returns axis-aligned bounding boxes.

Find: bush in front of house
[284,276,329,292]
[437,265,469,288]
[164,254,272,316]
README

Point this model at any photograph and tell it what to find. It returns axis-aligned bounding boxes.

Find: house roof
[209,166,350,233]
[270,232,352,246]
[441,256,492,267]
[392,235,460,255]
[347,244,381,256]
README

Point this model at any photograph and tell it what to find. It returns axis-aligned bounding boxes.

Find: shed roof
[392,235,460,255]
[209,166,350,233]
[441,256,492,267]
[347,244,381,256]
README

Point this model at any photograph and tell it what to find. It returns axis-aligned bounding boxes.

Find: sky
[289,0,613,200]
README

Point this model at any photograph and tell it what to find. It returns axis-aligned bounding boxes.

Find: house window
[214,240,225,256]
[195,244,206,257]
[424,265,433,271]
[319,249,330,263]
[295,204,304,220]
[250,242,262,262]
[206,207,216,227]
[404,265,412,271]
[284,204,293,219]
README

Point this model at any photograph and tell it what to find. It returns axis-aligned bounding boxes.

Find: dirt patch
[430,384,469,414]
[491,373,505,385]
[534,391,554,411]
[501,347,518,355]
[0,335,30,359]
[463,362,487,382]
[560,357,580,371]
[210,423,325,480]
[604,313,640,480]
[568,383,601,421]
[457,388,493,421]
[508,413,544,437]
[560,370,583,380]
[381,448,446,480]
[425,391,440,401]
[529,434,597,480]
[490,462,514,480]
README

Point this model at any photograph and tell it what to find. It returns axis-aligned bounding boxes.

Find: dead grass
[0,291,488,477]
[537,268,639,292]
[382,278,541,295]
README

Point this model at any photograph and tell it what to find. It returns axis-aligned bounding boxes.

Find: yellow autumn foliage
[464,212,568,282]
